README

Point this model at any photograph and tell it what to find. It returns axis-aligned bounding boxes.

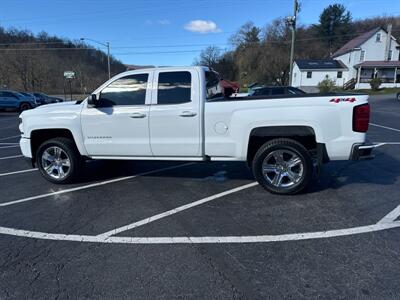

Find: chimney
[384,24,392,61]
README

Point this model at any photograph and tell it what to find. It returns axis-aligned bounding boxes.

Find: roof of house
[294,59,348,70]
[354,60,400,68]
[332,27,382,58]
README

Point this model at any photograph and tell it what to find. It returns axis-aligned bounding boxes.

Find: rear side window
[100,73,148,106]
[157,71,191,104]
[3,91,17,98]
[271,88,285,95]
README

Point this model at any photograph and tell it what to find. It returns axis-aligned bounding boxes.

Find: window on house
[306,71,312,78]
[360,51,365,62]
[376,33,381,42]
[388,50,393,61]
[337,71,343,78]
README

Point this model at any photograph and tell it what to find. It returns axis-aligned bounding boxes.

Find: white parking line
[0,163,194,208]
[377,204,400,224]
[370,123,400,133]
[0,168,37,177]
[0,135,20,141]
[0,155,23,160]
[97,182,259,238]
[0,220,398,245]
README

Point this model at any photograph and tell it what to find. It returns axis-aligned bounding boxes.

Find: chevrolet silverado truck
[19,66,374,194]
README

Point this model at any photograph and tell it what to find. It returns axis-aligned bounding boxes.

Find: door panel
[80,72,152,156]
[81,105,151,156]
[149,69,201,156]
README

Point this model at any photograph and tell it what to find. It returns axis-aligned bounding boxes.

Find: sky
[0,0,399,66]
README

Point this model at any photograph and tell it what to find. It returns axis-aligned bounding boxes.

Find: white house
[292,26,400,90]
[291,59,348,92]
[332,27,400,89]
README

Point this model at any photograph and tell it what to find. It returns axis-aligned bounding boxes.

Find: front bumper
[19,137,32,158]
[350,143,377,160]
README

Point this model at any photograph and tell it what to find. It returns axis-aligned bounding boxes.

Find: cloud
[145,19,171,26]
[184,20,221,34]
[157,19,170,25]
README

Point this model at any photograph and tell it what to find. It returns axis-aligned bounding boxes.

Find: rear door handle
[129,112,146,118]
[179,111,197,117]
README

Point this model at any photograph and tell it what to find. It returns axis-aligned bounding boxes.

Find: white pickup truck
[19,66,374,194]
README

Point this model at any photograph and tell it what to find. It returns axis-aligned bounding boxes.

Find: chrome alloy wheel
[262,149,304,188]
[41,146,71,180]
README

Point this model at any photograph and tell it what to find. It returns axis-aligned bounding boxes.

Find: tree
[193,46,221,68]
[229,22,261,48]
[315,4,352,55]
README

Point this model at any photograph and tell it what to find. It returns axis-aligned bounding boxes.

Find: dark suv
[33,93,63,105]
[250,86,306,97]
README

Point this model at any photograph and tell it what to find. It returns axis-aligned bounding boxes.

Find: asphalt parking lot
[0,95,399,299]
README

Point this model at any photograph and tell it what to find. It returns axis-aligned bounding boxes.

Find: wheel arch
[246,126,319,165]
[30,129,81,163]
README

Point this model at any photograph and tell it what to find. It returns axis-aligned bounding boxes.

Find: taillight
[353,104,370,132]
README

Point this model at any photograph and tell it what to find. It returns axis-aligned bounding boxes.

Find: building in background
[292,26,400,91]
[291,59,348,92]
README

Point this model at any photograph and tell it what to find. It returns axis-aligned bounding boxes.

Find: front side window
[376,33,381,42]
[337,71,343,78]
[388,50,392,60]
[157,71,191,104]
[99,73,148,106]
[306,71,312,78]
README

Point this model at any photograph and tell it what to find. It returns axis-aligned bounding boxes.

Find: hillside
[0,27,126,94]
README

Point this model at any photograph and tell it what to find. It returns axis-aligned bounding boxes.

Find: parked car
[19,66,374,194]
[0,90,37,111]
[20,92,39,105]
[32,92,63,105]
[249,86,306,97]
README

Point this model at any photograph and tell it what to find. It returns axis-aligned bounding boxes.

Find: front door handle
[179,111,197,117]
[130,112,146,118]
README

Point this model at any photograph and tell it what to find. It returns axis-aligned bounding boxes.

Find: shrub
[318,77,337,93]
[370,78,382,91]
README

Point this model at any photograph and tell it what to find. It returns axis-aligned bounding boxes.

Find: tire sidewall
[252,140,313,195]
[36,139,78,184]
[20,103,31,111]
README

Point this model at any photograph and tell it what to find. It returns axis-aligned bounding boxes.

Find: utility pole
[80,37,111,79]
[106,42,111,79]
[287,0,299,86]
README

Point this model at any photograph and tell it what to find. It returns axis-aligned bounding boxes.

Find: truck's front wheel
[36,138,82,184]
[252,138,313,195]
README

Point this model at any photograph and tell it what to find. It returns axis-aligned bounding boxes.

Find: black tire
[36,137,82,184]
[19,102,31,111]
[397,93,400,101]
[251,138,313,195]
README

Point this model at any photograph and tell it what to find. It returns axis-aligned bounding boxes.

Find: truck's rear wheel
[252,138,313,195]
[36,138,82,184]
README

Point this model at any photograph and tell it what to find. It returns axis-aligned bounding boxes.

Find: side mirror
[88,94,97,106]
